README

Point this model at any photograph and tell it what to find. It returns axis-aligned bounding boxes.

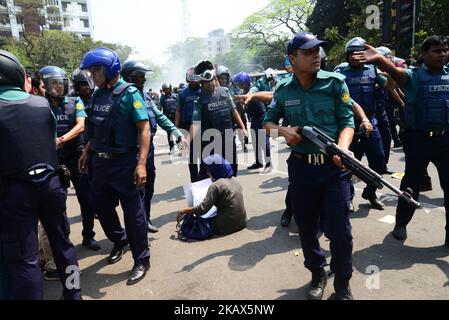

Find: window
[82,19,88,28]
[0,0,7,7]
[61,2,68,11]
[0,13,9,25]
[81,3,87,12]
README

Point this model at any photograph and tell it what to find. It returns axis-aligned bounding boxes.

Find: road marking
[378,215,395,224]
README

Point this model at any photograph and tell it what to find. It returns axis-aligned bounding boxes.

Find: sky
[89,0,270,65]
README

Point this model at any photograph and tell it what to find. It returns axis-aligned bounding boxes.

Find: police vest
[52,97,83,157]
[340,65,377,115]
[0,95,59,177]
[405,68,449,130]
[144,93,158,137]
[200,87,234,133]
[88,83,139,153]
[179,88,197,122]
[161,94,177,116]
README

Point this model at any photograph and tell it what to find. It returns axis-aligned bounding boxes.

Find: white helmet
[376,46,392,57]
[264,68,276,80]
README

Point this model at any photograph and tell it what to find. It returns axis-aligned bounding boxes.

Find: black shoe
[334,277,353,300]
[419,179,433,192]
[147,221,159,233]
[307,269,327,300]
[281,210,292,227]
[43,269,60,281]
[126,263,150,285]
[362,194,384,210]
[248,163,263,170]
[108,244,125,265]
[393,226,407,241]
[82,238,101,251]
[383,168,394,175]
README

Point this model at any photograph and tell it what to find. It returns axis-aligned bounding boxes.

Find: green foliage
[1,31,132,74]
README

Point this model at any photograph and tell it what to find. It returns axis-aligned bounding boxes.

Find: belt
[424,129,448,138]
[95,150,137,159]
[292,152,331,166]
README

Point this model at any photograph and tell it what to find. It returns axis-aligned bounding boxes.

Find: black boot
[307,269,327,300]
[362,193,384,210]
[334,277,353,300]
[280,209,292,227]
[393,225,407,241]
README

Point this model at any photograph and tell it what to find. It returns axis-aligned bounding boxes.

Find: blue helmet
[39,65,69,98]
[232,72,251,89]
[80,47,121,80]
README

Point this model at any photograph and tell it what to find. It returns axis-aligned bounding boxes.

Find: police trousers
[351,120,386,197]
[61,153,96,240]
[0,175,81,300]
[288,154,353,279]
[91,152,150,266]
[396,131,449,234]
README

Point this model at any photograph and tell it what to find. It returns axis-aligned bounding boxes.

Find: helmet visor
[43,76,69,98]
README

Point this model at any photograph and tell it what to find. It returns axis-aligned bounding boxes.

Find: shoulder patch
[133,100,143,109]
[75,102,84,111]
[341,92,351,104]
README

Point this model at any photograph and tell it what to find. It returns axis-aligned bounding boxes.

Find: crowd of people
[0,30,448,300]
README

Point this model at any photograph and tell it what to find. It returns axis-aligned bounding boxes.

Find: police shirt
[249,77,273,93]
[113,78,149,123]
[263,70,355,155]
[150,99,182,139]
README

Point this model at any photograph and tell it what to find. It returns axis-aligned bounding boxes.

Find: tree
[3,31,132,74]
[232,0,314,71]
[236,0,314,54]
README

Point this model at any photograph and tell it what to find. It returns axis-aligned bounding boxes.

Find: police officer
[0,50,81,299]
[336,37,388,210]
[217,65,249,154]
[176,67,202,182]
[263,32,355,300]
[355,36,449,244]
[191,60,248,179]
[121,60,186,233]
[233,72,272,172]
[159,82,178,152]
[39,66,100,251]
[72,68,95,107]
[251,68,277,93]
[78,48,151,285]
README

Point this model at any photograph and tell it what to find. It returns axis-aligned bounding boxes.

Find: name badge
[285,100,301,107]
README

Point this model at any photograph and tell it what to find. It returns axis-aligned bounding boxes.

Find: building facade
[0,0,93,39]
[207,28,231,58]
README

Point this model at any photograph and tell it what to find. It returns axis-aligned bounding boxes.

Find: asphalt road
[44,128,449,300]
